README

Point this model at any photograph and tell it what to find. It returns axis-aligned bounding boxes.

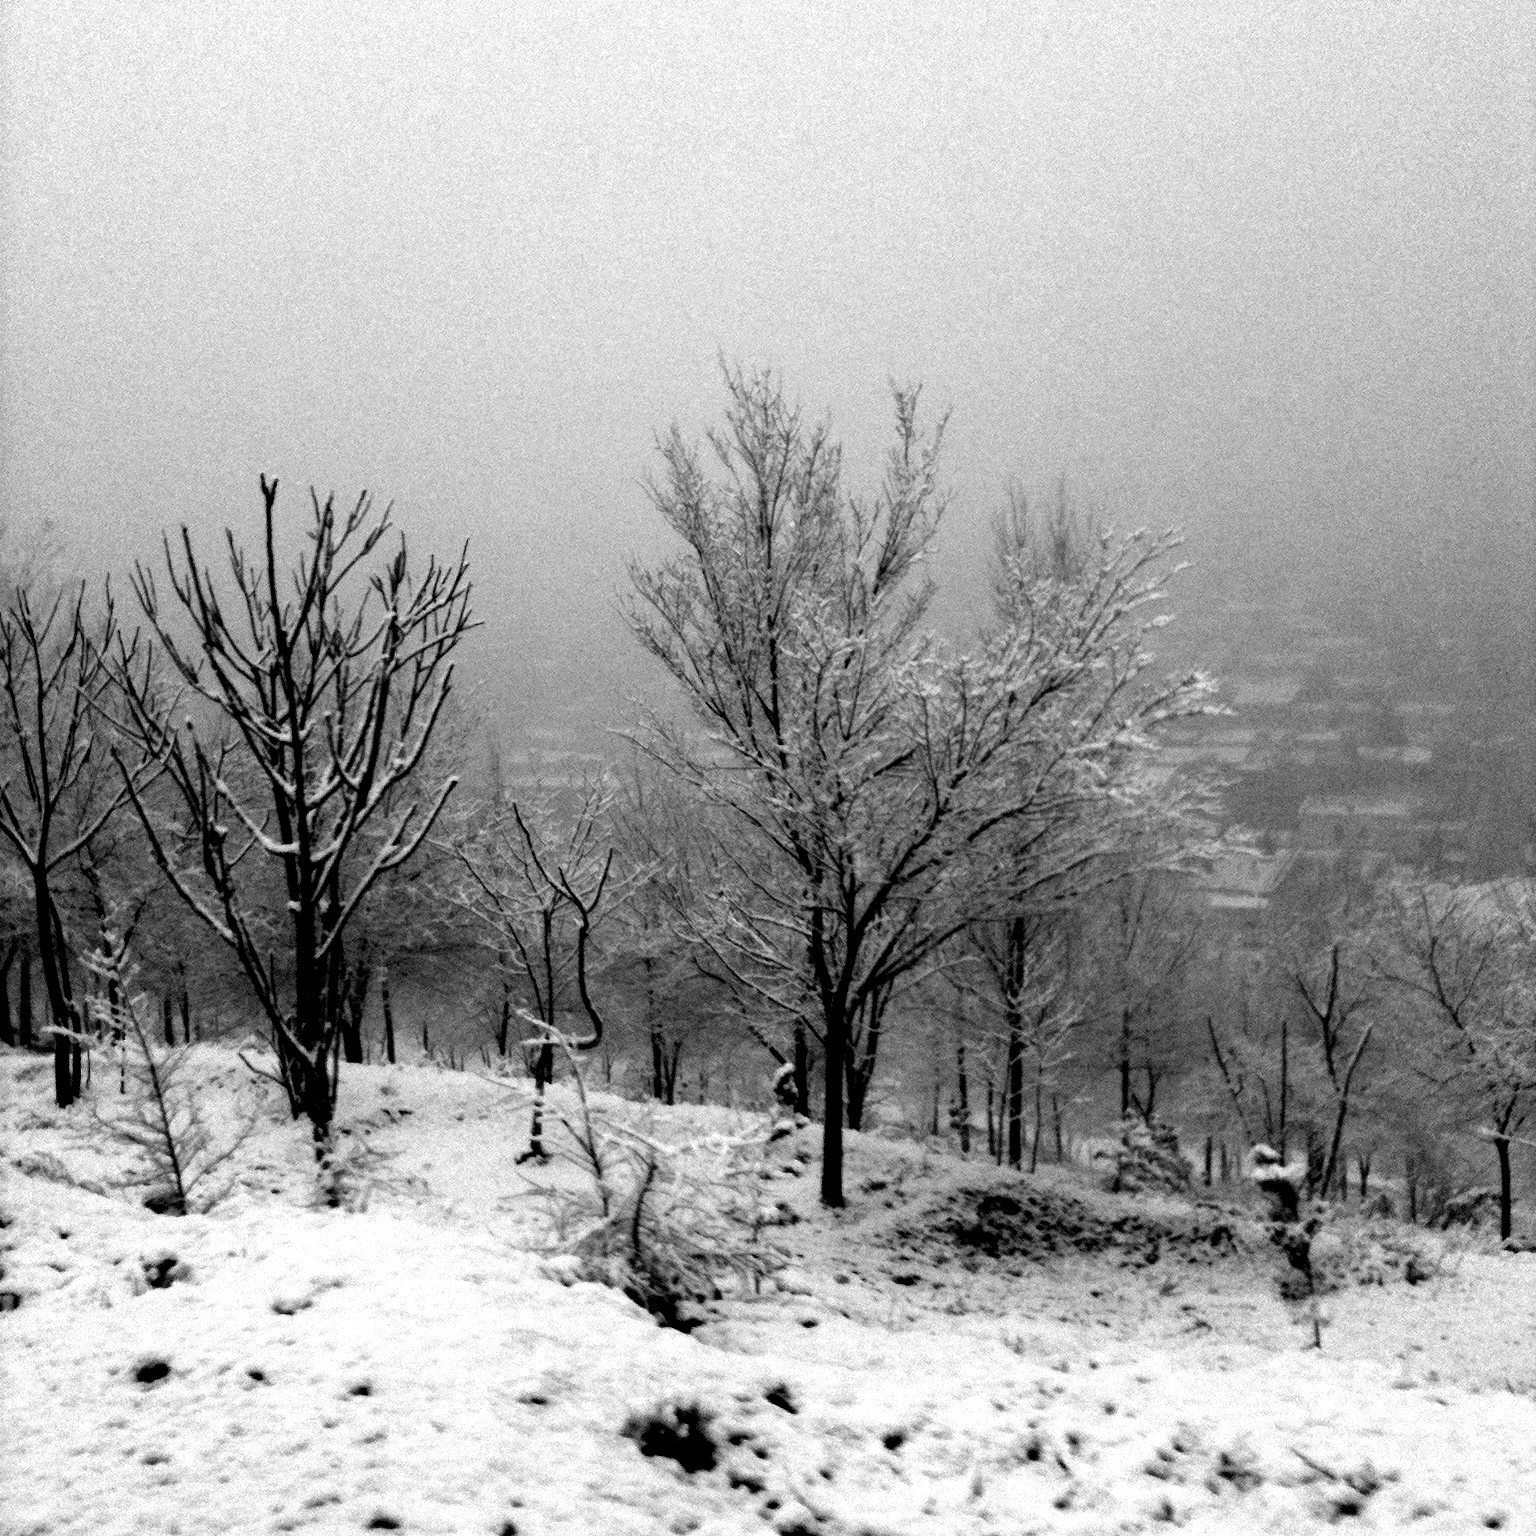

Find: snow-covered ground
[3,1044,1534,1535]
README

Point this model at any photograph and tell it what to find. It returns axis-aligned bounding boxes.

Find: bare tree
[448,783,618,1159]
[953,914,1080,1169]
[627,367,1210,1206]
[0,584,151,1106]
[113,477,473,1159]
[1373,880,1536,1239]
[1291,937,1375,1200]
[1077,872,1201,1124]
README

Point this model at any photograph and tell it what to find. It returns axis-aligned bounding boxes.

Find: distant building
[1298,794,1420,857]
[1195,848,1299,973]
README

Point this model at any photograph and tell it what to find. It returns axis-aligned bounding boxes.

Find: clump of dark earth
[894,1181,1248,1268]
[140,1251,190,1289]
[622,1402,719,1474]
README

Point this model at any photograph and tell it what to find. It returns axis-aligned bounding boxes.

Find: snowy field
[3,1045,1535,1536]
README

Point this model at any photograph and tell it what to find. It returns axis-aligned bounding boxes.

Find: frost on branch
[533,1038,789,1331]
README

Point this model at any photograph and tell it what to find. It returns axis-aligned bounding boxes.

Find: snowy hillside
[3,1045,1535,1535]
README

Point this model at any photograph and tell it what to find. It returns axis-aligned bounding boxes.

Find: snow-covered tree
[627,367,1211,1206]
[113,478,474,1161]
[447,779,619,1160]
[1373,880,1536,1239]
[0,582,154,1106]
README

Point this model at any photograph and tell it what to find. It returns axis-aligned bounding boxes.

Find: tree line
[2,368,1531,1217]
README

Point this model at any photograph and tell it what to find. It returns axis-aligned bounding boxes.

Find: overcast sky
[2,1,1532,703]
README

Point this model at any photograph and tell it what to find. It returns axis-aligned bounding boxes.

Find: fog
[3,0,1532,730]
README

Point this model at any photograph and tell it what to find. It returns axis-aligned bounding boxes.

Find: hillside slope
[3,1046,1534,1535]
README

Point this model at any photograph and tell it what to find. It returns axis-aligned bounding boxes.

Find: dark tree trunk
[844,990,887,1134]
[1356,1151,1370,1201]
[1204,1135,1213,1187]
[1005,1023,1024,1170]
[0,938,16,1047]
[163,996,176,1047]
[1003,914,1026,1168]
[52,1026,73,1107]
[1495,1135,1512,1240]
[985,1080,997,1162]
[1279,1016,1289,1162]
[521,1040,555,1162]
[955,1041,970,1155]
[341,941,371,1066]
[381,966,396,1064]
[178,963,191,1047]
[1052,1093,1064,1163]
[792,1020,810,1117]
[644,955,664,1099]
[37,882,76,1107]
[1029,1076,1043,1173]
[1118,1008,1132,1120]
[820,994,848,1208]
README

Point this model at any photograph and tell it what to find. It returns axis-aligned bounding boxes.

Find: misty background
[3,0,1533,738]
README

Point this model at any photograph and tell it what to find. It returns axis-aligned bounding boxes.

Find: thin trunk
[1203,1135,1213,1187]
[0,939,15,1047]
[523,1046,551,1161]
[342,941,370,1067]
[1052,1093,1064,1163]
[381,966,396,1064]
[1029,1076,1043,1174]
[644,955,663,1100]
[1004,915,1026,1169]
[985,1080,997,1162]
[650,1022,666,1100]
[1279,1016,1289,1162]
[163,996,176,1048]
[36,880,75,1107]
[1495,1136,1513,1241]
[178,963,191,1047]
[955,1041,970,1155]
[19,946,34,1048]
[821,995,847,1207]
[1118,1008,1132,1120]
[1356,1151,1371,1201]
[1319,1024,1372,1199]
[793,1020,810,1117]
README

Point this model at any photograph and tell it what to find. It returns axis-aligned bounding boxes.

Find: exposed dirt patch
[891,1179,1254,1269]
